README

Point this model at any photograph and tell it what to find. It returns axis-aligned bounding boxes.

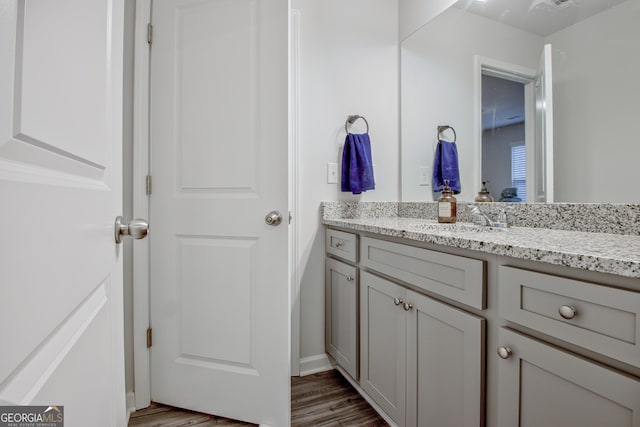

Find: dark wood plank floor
[129,370,388,427]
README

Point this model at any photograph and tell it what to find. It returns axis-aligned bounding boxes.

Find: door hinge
[147,23,153,44]
[146,327,153,348]
[146,175,152,195]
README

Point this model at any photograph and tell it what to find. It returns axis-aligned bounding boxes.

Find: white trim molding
[299,354,335,377]
[289,7,301,377]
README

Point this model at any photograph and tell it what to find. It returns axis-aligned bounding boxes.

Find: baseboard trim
[299,354,335,376]
[126,391,136,421]
[335,366,399,427]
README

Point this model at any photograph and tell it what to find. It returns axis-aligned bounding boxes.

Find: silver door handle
[115,216,149,243]
[265,211,282,226]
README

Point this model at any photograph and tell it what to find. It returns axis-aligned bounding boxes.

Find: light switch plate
[419,166,431,186]
[327,163,339,184]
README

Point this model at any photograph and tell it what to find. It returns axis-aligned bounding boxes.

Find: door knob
[115,216,149,244]
[265,211,282,226]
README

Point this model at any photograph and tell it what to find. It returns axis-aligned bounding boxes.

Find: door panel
[325,258,358,380]
[149,0,289,425]
[174,0,258,191]
[406,290,485,427]
[497,328,640,427]
[0,1,125,425]
[360,272,406,426]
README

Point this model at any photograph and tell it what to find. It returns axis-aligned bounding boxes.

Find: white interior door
[149,0,290,426]
[534,43,554,202]
[0,1,126,426]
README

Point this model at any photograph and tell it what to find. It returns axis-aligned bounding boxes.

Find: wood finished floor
[128,370,388,427]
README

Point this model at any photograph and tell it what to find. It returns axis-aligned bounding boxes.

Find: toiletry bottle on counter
[438,180,457,223]
[475,181,493,202]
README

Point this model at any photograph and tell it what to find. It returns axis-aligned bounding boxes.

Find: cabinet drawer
[499,265,640,368]
[361,237,485,310]
[326,229,357,263]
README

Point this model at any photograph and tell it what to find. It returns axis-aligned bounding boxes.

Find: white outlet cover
[327,163,339,184]
[419,166,431,186]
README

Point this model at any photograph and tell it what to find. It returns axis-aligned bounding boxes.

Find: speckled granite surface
[322,202,640,235]
[321,202,640,278]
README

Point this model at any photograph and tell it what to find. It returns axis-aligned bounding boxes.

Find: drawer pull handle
[394,297,404,306]
[334,241,344,248]
[497,346,512,360]
[559,305,577,320]
[346,276,354,282]
[403,302,414,311]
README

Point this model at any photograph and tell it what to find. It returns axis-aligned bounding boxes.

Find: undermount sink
[407,222,508,233]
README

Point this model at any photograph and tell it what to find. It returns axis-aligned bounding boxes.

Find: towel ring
[437,125,456,142]
[345,115,370,134]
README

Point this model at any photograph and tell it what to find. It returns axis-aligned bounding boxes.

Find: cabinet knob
[403,302,414,311]
[559,305,577,320]
[497,346,513,359]
[393,297,404,306]
[346,276,354,282]
[334,241,344,248]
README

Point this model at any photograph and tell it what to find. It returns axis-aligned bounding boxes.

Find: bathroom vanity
[323,203,640,427]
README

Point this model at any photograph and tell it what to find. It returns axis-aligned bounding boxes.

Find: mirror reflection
[401,0,640,203]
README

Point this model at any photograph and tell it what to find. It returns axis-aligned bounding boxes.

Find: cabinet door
[406,290,485,427]
[360,272,407,426]
[325,258,358,379]
[497,328,640,427]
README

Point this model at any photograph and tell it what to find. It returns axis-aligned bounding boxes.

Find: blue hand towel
[341,133,375,194]
[432,139,461,193]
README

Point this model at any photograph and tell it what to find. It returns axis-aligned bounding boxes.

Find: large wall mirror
[401,0,640,203]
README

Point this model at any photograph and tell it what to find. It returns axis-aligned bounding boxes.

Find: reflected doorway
[481,74,527,202]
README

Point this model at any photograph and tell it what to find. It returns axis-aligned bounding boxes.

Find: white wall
[547,0,640,202]
[401,7,543,202]
[398,0,455,41]
[292,0,399,371]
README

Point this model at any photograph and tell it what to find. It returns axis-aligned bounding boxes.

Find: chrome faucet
[469,206,509,228]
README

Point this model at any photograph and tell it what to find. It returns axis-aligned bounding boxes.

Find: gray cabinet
[360,272,407,426]
[360,271,485,427]
[327,227,640,427]
[406,289,485,427]
[497,328,640,427]
[325,258,359,380]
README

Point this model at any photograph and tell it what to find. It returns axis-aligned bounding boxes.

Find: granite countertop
[322,216,640,279]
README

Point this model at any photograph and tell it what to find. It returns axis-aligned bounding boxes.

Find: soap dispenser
[475,181,493,203]
[438,179,457,223]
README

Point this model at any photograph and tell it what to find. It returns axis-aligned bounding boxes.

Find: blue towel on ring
[432,139,461,193]
[341,133,375,194]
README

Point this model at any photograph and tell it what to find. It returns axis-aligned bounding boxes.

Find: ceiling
[454,0,630,36]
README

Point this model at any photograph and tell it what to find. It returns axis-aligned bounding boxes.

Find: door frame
[473,55,536,202]
[131,0,301,409]
[132,0,152,410]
